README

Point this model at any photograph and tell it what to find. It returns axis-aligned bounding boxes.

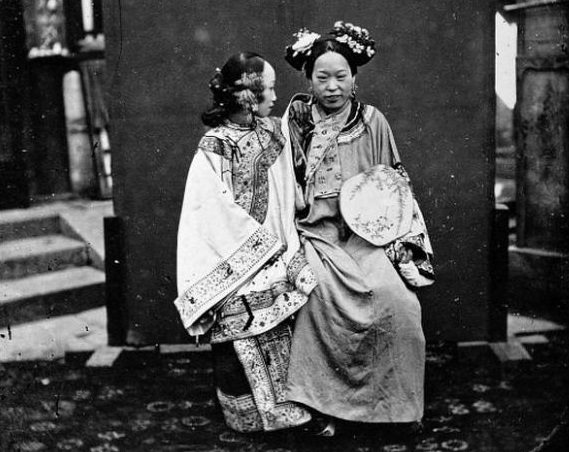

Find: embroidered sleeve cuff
[286,249,317,296]
[294,264,318,296]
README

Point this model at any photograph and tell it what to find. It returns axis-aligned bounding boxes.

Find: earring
[351,82,358,99]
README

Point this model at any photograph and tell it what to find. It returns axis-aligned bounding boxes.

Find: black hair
[285,23,376,78]
[201,52,266,128]
[303,39,358,78]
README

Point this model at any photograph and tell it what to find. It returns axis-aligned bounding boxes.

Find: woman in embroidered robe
[282,23,435,433]
[174,53,316,433]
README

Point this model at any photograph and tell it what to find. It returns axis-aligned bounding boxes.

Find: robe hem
[286,393,423,424]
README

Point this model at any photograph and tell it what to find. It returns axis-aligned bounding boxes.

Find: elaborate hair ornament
[285,21,376,71]
[233,72,264,112]
[207,66,265,112]
[285,28,320,70]
[291,28,321,57]
[330,21,376,59]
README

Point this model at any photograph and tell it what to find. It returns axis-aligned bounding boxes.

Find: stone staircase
[0,212,105,328]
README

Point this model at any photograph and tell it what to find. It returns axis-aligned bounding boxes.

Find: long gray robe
[284,96,434,423]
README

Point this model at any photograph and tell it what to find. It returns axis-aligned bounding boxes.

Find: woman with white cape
[174,52,316,433]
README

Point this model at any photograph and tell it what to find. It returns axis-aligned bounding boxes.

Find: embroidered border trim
[337,102,366,145]
[174,227,282,330]
[340,101,364,133]
[198,135,234,160]
[286,249,317,296]
[385,236,435,280]
[294,265,318,296]
[286,249,308,283]
[211,288,309,343]
[233,324,312,431]
[216,389,264,433]
[247,127,283,223]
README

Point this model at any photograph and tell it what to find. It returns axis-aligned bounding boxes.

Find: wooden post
[489,204,509,342]
[104,216,128,346]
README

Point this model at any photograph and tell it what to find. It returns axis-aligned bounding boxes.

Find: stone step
[0,267,105,328]
[0,213,61,243]
[0,235,89,280]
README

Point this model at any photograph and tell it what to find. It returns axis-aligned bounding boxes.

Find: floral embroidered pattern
[216,389,264,433]
[346,164,410,202]
[341,164,414,246]
[174,226,281,330]
[211,286,309,343]
[207,117,283,224]
[398,198,435,279]
[286,249,309,285]
[286,249,317,296]
[233,323,311,431]
[247,127,283,223]
[351,214,396,240]
[197,135,234,160]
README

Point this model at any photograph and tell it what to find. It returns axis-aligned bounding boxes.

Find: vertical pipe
[82,0,95,33]
[63,70,97,196]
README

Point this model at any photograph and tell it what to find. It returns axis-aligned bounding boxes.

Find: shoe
[317,420,336,437]
[301,416,336,437]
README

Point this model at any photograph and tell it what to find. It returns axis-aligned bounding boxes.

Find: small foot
[301,416,336,437]
[316,420,336,437]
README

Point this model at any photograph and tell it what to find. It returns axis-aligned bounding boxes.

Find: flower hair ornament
[208,68,264,113]
[285,21,376,71]
[330,21,376,63]
[234,71,264,113]
[286,28,321,70]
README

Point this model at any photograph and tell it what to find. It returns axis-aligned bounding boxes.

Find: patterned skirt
[210,287,311,433]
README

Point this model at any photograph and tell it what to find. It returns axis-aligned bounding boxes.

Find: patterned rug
[1,331,568,452]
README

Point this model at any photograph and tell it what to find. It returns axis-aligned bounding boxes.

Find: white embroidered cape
[174,118,315,336]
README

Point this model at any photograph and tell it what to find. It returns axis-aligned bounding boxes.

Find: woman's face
[310,51,354,113]
[256,62,277,117]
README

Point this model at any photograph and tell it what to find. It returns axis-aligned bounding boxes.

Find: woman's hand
[291,100,312,129]
[399,261,434,288]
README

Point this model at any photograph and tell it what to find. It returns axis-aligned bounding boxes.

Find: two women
[175,23,434,435]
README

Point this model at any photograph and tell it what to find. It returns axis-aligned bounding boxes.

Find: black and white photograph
[1,1,568,451]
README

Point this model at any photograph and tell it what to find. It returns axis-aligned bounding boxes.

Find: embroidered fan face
[257,62,277,118]
[310,51,354,114]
